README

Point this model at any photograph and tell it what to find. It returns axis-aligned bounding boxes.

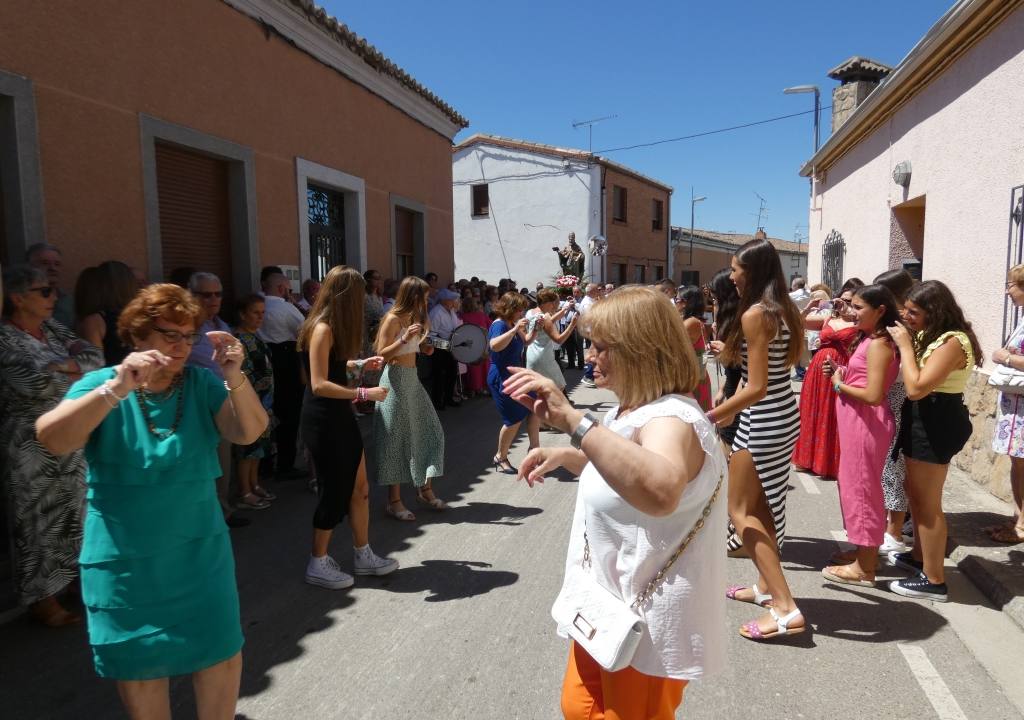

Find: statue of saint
[552,232,585,278]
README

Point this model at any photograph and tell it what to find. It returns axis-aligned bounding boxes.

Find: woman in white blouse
[504,286,727,720]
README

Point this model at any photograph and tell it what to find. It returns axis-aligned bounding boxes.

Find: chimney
[828,56,892,132]
[754,228,767,240]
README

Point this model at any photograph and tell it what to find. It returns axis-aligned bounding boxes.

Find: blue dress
[488,319,530,426]
[67,366,243,680]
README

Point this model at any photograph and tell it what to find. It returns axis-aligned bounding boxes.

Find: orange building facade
[604,166,672,286]
[0,0,467,295]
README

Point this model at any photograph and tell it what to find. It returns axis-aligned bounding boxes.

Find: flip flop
[822,566,875,587]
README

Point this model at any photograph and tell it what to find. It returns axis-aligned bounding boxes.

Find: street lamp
[688,190,706,271]
[784,84,820,153]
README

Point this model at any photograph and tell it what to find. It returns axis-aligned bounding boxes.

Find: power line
[594,105,833,154]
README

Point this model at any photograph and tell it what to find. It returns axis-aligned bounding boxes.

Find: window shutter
[155,143,232,297]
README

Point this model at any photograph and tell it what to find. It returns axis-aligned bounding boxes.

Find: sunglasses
[151,327,203,345]
[26,286,55,298]
[194,291,222,299]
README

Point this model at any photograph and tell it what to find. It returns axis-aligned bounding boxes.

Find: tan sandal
[385,500,416,522]
[416,489,448,511]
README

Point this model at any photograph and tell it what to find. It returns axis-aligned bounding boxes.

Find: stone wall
[955,369,1012,501]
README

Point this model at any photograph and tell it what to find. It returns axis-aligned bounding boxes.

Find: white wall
[452,144,601,287]
[807,6,1024,364]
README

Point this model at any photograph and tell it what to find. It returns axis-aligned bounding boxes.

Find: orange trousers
[560,641,687,720]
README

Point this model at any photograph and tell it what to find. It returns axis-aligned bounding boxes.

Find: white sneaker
[878,532,911,556]
[353,547,399,576]
[305,554,354,590]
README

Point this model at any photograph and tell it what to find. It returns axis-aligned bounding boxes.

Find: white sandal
[726,582,774,607]
[741,607,805,641]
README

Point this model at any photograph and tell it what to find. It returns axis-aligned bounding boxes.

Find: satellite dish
[892,160,912,188]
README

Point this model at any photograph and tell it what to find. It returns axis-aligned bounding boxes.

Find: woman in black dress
[297,266,398,590]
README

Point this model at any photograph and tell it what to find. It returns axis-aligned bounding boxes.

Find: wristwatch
[570,412,598,449]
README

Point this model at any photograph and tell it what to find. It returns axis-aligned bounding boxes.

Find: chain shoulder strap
[580,468,725,610]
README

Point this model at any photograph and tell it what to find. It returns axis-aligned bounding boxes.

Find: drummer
[427,288,463,411]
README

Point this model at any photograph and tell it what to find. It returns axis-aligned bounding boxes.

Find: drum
[450,324,487,363]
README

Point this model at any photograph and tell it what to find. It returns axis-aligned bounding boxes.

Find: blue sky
[325,1,952,243]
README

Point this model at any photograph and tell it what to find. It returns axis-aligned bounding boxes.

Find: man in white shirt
[260,272,306,478]
[789,277,811,380]
[579,284,602,387]
[427,288,463,409]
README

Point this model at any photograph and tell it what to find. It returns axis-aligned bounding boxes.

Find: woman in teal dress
[36,283,268,719]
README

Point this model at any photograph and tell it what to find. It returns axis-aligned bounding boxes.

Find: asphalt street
[1,369,1022,719]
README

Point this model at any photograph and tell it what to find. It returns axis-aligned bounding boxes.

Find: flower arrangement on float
[555,275,579,289]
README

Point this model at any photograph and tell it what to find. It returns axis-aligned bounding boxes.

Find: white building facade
[452,138,603,286]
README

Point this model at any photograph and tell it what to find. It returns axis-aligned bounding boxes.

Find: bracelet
[356,387,367,403]
[224,376,247,393]
[99,381,126,408]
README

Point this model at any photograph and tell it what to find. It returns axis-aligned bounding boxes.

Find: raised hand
[402,324,423,342]
[208,331,244,379]
[502,367,575,433]
[363,355,385,372]
[886,323,912,348]
[114,350,172,393]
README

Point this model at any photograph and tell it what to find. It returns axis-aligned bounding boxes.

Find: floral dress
[0,320,102,604]
[994,317,1024,457]
[235,330,275,459]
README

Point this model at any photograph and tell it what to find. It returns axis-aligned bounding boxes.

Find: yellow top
[919,331,974,394]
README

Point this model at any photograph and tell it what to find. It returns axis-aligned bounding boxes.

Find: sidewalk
[944,467,1024,631]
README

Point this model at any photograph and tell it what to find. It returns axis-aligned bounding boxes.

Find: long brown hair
[720,238,803,367]
[906,280,983,366]
[297,265,364,361]
[377,276,430,351]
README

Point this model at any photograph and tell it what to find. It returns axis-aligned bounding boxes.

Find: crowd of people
[2,236,1023,719]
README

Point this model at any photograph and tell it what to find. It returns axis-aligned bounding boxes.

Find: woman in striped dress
[708,238,804,640]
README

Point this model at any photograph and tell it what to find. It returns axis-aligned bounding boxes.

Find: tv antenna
[753,192,769,231]
[572,114,618,155]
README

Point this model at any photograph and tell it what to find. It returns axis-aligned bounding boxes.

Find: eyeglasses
[194,291,222,299]
[26,286,55,298]
[151,327,203,345]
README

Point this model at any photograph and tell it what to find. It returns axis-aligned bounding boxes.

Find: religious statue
[552,232,585,279]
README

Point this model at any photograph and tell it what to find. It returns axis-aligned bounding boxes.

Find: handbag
[989,363,1024,394]
[550,469,724,672]
[989,323,1024,394]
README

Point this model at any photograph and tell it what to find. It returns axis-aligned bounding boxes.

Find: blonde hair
[297,265,364,361]
[1009,264,1024,287]
[584,286,700,409]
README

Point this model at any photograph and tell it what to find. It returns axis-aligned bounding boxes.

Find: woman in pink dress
[791,280,863,478]
[460,297,491,396]
[821,284,902,586]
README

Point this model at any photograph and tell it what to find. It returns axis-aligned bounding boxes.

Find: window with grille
[634,264,646,283]
[655,265,664,280]
[680,270,699,286]
[613,185,627,222]
[652,199,663,231]
[307,184,346,282]
[472,184,489,217]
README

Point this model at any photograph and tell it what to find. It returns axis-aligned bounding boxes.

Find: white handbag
[988,363,1024,394]
[550,471,724,672]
